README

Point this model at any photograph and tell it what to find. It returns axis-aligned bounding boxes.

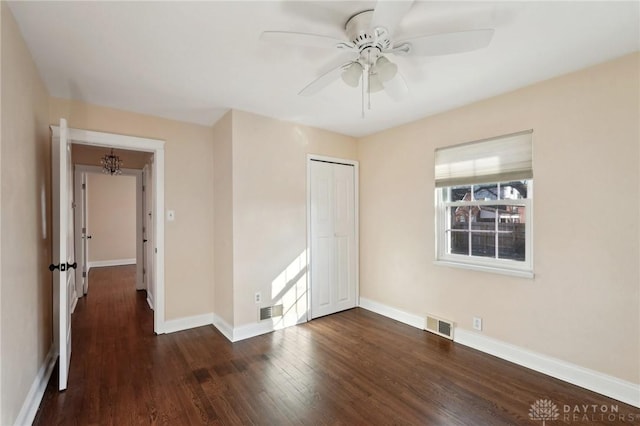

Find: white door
[51,118,75,390]
[310,160,356,319]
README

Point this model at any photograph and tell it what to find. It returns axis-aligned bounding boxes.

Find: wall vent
[259,304,284,321]
[425,314,454,340]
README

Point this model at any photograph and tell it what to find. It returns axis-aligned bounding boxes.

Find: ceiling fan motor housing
[345,10,391,65]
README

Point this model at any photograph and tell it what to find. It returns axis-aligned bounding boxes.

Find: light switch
[167,210,175,221]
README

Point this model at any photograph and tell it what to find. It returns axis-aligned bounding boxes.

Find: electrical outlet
[255,292,261,304]
[473,317,483,331]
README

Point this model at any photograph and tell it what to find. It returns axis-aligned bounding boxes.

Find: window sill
[433,259,534,279]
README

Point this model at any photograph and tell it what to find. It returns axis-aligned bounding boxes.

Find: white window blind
[435,130,533,187]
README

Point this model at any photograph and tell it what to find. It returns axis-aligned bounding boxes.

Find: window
[434,131,533,277]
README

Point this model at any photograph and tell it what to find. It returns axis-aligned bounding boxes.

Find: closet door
[310,160,356,319]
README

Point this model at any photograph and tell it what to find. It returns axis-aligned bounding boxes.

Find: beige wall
[358,53,640,384]
[86,173,137,263]
[212,111,233,325]
[0,3,52,424]
[231,110,357,327]
[50,98,215,321]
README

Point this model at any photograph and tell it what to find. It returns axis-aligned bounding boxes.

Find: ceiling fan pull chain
[361,69,365,119]
[367,51,372,111]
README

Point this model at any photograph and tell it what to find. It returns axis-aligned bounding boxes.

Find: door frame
[51,125,166,334]
[72,168,87,298]
[306,154,359,321]
[142,163,155,310]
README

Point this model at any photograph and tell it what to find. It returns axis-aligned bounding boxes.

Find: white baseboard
[146,295,154,311]
[359,297,424,329]
[454,329,640,408]
[211,314,307,343]
[163,312,214,334]
[212,314,234,342]
[87,258,136,270]
[14,345,57,426]
[232,320,277,342]
[359,297,640,408]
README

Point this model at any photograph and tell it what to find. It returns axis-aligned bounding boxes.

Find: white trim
[212,314,234,342]
[359,297,640,408]
[433,260,534,279]
[232,321,276,342]
[146,294,154,310]
[230,317,308,342]
[306,154,360,321]
[88,258,136,269]
[455,329,640,408]
[163,313,215,334]
[14,345,57,426]
[359,297,425,330]
[52,125,166,335]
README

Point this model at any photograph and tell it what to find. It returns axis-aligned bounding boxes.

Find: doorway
[307,155,359,320]
[73,164,145,299]
[52,123,166,336]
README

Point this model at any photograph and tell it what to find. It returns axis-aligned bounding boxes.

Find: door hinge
[82,271,86,278]
[142,185,145,192]
[143,268,146,275]
[82,183,86,190]
[82,227,86,234]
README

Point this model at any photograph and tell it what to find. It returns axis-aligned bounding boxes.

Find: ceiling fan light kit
[261,1,495,116]
[341,62,363,87]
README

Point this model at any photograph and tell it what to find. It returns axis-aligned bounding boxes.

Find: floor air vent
[425,315,454,340]
[260,304,283,321]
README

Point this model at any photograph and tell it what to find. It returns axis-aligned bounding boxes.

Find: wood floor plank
[33,265,638,425]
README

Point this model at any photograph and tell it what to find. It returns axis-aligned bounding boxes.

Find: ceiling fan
[261,1,494,105]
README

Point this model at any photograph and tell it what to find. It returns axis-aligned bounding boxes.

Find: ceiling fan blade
[383,71,408,101]
[394,29,495,56]
[370,0,414,36]
[260,31,353,50]
[299,62,352,96]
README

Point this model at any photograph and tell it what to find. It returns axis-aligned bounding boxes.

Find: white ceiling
[8,1,640,138]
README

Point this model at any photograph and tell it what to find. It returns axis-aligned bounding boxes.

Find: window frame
[434,180,534,278]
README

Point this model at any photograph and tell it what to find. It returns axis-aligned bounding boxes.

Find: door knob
[49,262,73,272]
[143,239,148,243]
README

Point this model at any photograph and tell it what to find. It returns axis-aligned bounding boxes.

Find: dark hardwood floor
[33,265,638,425]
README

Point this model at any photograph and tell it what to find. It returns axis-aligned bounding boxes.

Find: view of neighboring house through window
[434,130,533,277]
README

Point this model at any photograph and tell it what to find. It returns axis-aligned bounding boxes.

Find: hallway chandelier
[100,148,123,175]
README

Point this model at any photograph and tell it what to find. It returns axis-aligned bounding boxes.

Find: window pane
[473,183,498,201]
[498,206,526,261]
[472,205,496,231]
[451,206,469,229]
[500,180,528,199]
[450,185,472,202]
[497,205,526,230]
[449,231,468,255]
[471,232,496,257]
